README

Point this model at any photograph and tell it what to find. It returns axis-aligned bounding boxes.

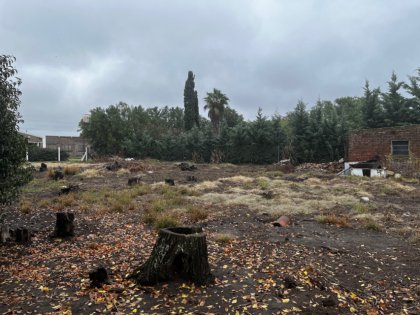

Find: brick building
[19,132,43,147]
[345,125,420,177]
[45,136,90,157]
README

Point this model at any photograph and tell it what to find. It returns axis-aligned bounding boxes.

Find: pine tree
[184,71,199,130]
[289,100,311,163]
[404,68,420,124]
[362,81,383,128]
[382,72,407,126]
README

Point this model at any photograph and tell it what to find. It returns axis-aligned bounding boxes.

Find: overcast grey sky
[1,0,420,136]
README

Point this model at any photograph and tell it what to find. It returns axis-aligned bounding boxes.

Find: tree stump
[0,224,10,243]
[15,228,31,243]
[39,163,48,172]
[89,266,110,288]
[165,178,175,186]
[130,226,212,285]
[51,212,75,237]
[59,184,80,195]
[128,176,142,186]
[53,169,64,180]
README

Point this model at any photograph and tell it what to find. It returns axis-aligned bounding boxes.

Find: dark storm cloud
[1,0,420,135]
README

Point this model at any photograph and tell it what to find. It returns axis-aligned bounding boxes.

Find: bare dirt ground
[1,160,419,314]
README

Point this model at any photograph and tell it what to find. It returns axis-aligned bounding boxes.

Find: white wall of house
[344,162,386,177]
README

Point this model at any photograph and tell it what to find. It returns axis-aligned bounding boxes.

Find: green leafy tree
[223,107,244,128]
[183,71,199,130]
[0,55,32,204]
[204,88,229,136]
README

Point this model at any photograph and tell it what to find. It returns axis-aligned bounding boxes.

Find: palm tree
[204,88,229,135]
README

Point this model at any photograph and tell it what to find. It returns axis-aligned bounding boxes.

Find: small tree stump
[53,170,64,180]
[59,184,80,195]
[15,228,31,243]
[128,176,142,186]
[89,266,110,288]
[165,178,175,186]
[51,212,75,238]
[1,224,11,243]
[106,161,121,171]
[186,175,197,182]
[179,162,197,171]
[130,226,212,285]
[39,163,48,172]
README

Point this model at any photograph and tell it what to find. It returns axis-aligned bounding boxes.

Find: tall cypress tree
[184,71,199,130]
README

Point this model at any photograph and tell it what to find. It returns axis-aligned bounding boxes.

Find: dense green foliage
[0,55,32,204]
[27,145,69,162]
[183,71,199,130]
[80,68,420,164]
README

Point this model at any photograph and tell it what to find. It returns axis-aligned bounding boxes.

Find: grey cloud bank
[1,0,419,136]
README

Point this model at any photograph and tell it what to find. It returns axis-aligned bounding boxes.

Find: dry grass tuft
[219,175,254,184]
[186,205,209,222]
[116,168,130,176]
[304,177,323,185]
[352,213,383,231]
[256,177,270,190]
[154,215,179,229]
[79,168,103,178]
[19,199,32,214]
[316,214,349,227]
[194,180,220,191]
[408,231,420,245]
[213,233,236,244]
[63,165,80,176]
[352,202,374,214]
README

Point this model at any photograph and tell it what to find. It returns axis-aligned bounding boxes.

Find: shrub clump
[28,146,69,162]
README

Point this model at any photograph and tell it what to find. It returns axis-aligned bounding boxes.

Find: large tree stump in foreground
[51,212,75,238]
[130,226,212,285]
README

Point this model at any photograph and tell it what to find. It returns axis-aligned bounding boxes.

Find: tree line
[80,69,420,164]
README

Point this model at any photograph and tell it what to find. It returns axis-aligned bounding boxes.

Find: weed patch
[186,205,209,222]
[154,215,179,229]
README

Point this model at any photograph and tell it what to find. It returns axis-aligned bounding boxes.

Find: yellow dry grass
[79,168,103,178]
[192,183,358,216]
[219,175,254,184]
[194,180,221,191]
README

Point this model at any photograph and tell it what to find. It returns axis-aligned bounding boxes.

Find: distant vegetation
[27,146,69,162]
[80,69,420,164]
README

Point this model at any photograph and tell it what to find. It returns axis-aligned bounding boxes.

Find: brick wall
[346,125,420,162]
